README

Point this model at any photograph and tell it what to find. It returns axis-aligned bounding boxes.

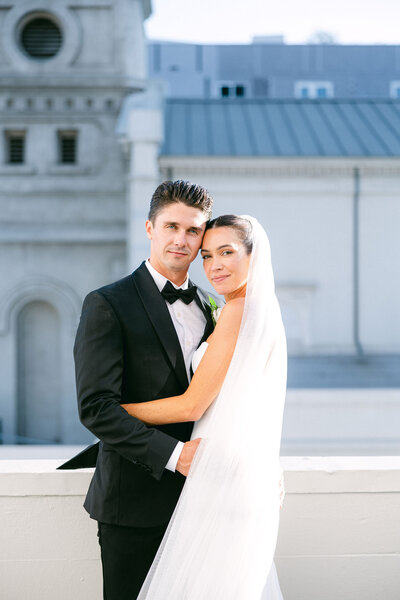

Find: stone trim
[159,156,400,177]
[0,276,81,335]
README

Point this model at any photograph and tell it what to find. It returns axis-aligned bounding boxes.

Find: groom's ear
[145,219,153,240]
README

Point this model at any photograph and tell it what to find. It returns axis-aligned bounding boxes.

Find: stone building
[148,40,400,100]
[0,0,151,443]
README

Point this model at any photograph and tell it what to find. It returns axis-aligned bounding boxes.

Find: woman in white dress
[122,215,287,599]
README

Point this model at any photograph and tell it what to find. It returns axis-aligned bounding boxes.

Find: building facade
[148,40,400,100]
[0,0,150,443]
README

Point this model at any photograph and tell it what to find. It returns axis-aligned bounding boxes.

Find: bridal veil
[138,216,287,599]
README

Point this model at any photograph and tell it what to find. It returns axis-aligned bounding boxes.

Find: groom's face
[146,202,208,282]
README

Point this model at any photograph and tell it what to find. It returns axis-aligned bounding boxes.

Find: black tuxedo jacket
[62,262,214,527]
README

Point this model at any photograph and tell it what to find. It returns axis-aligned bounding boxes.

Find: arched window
[17,301,61,443]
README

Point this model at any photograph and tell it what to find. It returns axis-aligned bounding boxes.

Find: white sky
[145,0,400,45]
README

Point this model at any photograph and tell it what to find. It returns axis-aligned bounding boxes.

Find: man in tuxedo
[68,180,217,599]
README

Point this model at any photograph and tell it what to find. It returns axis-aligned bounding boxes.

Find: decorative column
[124,84,164,271]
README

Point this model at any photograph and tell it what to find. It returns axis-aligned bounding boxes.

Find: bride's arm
[121,298,244,425]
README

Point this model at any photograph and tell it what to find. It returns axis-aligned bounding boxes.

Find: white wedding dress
[191,342,284,600]
[138,216,287,599]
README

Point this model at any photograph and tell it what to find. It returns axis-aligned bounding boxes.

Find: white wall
[360,182,400,351]
[1,456,400,600]
[276,456,400,600]
[160,156,400,355]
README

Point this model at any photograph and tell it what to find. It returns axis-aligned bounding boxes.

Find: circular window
[20,16,63,59]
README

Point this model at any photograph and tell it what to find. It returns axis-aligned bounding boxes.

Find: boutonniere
[208,295,222,326]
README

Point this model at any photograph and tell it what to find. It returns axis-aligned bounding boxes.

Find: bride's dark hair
[205,215,253,254]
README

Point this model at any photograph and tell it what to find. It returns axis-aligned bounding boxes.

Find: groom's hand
[176,438,202,476]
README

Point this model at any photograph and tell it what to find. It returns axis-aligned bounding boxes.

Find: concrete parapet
[0,455,399,599]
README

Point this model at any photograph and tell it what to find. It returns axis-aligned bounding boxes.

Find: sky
[145,0,400,45]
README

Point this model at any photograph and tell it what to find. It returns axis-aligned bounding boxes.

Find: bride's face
[201,227,251,296]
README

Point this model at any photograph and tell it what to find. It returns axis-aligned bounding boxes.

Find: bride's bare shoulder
[218,297,245,325]
[224,297,245,310]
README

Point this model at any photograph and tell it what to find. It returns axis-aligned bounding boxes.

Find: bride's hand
[176,438,202,476]
[279,473,285,509]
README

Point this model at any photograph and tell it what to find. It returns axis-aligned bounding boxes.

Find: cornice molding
[159,156,400,177]
[0,223,126,244]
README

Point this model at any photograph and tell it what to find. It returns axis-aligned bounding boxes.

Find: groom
[63,180,219,599]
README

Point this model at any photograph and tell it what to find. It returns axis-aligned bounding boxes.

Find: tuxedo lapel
[133,263,188,390]
[191,283,214,344]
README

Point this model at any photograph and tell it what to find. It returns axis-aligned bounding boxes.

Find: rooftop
[161,98,400,157]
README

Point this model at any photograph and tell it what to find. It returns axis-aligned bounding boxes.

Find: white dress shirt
[145,260,206,472]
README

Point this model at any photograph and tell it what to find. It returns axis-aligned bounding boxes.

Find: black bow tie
[161,280,198,305]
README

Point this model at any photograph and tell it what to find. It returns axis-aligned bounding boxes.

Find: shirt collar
[145,259,189,292]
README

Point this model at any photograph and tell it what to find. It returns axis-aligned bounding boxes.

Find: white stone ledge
[1,456,400,496]
[1,456,400,599]
[0,165,36,175]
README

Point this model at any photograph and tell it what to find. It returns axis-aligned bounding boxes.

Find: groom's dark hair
[148,180,213,224]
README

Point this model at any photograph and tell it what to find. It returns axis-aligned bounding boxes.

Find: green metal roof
[161,98,400,157]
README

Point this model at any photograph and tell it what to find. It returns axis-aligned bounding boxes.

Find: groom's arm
[74,291,181,480]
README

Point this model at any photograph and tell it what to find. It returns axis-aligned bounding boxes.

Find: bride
[122,215,287,599]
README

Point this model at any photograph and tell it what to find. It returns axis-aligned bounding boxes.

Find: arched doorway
[17,301,61,443]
